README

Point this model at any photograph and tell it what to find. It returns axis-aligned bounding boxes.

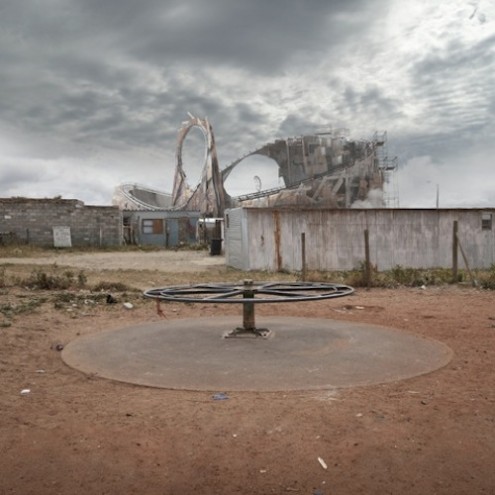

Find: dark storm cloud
[341,86,404,120]
[278,114,318,137]
[76,0,387,72]
[0,0,390,158]
[0,165,44,184]
[1,0,388,72]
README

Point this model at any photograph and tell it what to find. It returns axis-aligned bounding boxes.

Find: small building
[225,207,495,272]
[0,198,122,247]
[123,210,201,247]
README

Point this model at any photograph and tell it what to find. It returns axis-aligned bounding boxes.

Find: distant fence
[225,207,495,273]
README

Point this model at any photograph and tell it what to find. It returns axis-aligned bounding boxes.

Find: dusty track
[0,249,225,272]
[0,251,494,494]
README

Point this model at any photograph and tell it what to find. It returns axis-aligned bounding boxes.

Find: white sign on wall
[52,226,72,248]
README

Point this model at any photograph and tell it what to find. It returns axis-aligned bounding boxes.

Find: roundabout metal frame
[144,280,354,338]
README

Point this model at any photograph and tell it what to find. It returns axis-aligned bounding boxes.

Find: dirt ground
[0,251,494,495]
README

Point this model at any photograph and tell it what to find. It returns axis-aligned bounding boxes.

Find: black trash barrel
[210,238,222,256]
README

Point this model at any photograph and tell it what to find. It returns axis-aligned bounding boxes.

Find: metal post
[242,279,255,331]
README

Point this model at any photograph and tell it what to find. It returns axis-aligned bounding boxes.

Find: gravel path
[0,250,226,272]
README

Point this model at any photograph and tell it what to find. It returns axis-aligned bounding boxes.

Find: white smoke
[351,189,385,208]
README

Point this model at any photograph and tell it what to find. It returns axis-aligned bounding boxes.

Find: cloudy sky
[0,0,494,207]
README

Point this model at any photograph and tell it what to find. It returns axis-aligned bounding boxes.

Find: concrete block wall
[0,198,122,247]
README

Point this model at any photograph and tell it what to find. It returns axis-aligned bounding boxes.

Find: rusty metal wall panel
[232,208,495,272]
[245,209,277,271]
[225,208,249,270]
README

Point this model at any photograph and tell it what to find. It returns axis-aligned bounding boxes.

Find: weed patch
[92,281,139,292]
[20,269,88,290]
[303,265,466,288]
[477,264,495,289]
[0,297,47,318]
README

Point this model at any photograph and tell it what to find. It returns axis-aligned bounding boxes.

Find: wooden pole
[364,229,371,288]
[452,221,458,282]
[456,233,477,287]
[274,211,282,272]
[301,232,306,281]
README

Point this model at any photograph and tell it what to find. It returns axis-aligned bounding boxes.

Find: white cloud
[398,145,495,208]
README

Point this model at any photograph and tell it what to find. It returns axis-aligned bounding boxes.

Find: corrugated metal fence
[225,208,495,272]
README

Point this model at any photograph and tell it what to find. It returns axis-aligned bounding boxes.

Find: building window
[142,219,164,235]
[481,213,492,231]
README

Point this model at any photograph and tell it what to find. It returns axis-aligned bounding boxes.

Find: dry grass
[1,245,494,290]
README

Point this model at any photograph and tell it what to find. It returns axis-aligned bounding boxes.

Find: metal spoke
[256,289,311,298]
[144,280,354,338]
[202,289,244,300]
[144,281,354,304]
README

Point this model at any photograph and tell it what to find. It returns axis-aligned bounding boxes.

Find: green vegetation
[0,297,47,318]
[1,258,495,330]
[0,244,207,258]
[92,281,138,292]
[0,265,143,324]
[304,264,479,289]
[477,264,495,290]
[19,269,88,290]
[2,262,495,292]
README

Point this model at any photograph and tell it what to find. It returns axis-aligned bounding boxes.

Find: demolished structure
[112,183,172,211]
[171,114,228,217]
[113,115,397,215]
[225,129,397,209]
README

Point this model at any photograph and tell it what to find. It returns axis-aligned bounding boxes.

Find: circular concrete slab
[62,317,453,392]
